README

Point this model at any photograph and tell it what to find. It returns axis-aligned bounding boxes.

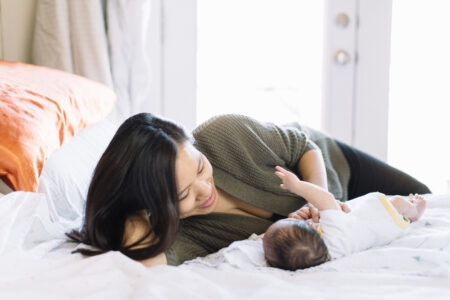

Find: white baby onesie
[319,192,410,259]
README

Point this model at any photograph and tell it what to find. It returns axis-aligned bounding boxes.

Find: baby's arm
[275,166,339,211]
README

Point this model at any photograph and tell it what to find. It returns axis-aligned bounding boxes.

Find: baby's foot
[408,194,426,222]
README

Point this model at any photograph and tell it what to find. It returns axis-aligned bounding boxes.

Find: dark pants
[336,140,431,199]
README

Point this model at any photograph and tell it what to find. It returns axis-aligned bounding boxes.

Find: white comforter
[0,192,449,300]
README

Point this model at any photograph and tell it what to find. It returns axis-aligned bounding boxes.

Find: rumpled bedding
[0,192,449,299]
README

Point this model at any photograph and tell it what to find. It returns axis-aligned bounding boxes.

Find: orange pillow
[0,60,116,192]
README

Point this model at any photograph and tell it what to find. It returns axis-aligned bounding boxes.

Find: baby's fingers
[337,201,351,213]
[274,171,285,179]
[275,166,288,173]
[310,206,320,223]
[279,183,288,190]
[297,210,310,219]
[297,206,313,218]
[288,210,309,220]
[288,212,302,219]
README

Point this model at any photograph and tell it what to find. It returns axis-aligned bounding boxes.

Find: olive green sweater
[166,114,350,265]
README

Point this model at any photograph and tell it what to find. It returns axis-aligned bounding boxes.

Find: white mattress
[0,191,449,300]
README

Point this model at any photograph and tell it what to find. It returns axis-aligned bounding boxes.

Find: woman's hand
[337,200,351,214]
[288,201,351,222]
[288,203,320,222]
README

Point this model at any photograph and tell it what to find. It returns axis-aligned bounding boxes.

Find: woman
[68,113,430,266]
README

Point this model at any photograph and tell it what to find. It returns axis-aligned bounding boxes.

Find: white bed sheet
[0,191,449,300]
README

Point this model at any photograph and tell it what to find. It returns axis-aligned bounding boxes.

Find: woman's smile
[199,187,216,209]
[176,141,219,218]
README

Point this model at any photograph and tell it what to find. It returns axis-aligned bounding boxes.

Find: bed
[1,61,450,299]
[1,190,450,299]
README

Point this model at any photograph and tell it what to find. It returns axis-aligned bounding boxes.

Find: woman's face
[175,142,218,218]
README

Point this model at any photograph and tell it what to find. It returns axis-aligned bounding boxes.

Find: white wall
[0,0,37,63]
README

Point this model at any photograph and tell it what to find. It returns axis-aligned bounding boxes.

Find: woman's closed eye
[179,155,204,201]
[179,191,189,201]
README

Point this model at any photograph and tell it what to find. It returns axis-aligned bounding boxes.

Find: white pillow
[38,118,118,222]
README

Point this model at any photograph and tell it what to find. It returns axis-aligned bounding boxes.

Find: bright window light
[197,0,324,128]
[389,0,450,194]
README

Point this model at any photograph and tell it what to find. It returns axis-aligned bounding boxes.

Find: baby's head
[263,218,329,270]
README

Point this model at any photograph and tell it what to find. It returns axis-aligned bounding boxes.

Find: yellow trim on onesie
[378,193,410,229]
[317,225,324,237]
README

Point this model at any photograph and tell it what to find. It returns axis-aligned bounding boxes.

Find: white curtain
[32,0,159,124]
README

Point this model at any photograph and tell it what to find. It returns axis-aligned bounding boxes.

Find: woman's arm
[297,149,351,220]
[275,166,339,211]
[298,148,328,190]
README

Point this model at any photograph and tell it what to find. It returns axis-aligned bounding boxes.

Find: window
[197,0,325,128]
[388,0,450,193]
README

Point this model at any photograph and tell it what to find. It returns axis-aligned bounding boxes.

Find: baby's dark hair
[263,218,329,270]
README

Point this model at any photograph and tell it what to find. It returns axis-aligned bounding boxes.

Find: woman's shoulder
[194,114,255,131]
[193,114,279,139]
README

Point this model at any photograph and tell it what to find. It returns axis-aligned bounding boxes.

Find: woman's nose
[195,180,212,198]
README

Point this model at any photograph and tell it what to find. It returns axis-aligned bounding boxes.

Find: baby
[263,166,427,271]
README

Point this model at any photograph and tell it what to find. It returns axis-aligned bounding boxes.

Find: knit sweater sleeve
[194,114,317,171]
[192,114,318,215]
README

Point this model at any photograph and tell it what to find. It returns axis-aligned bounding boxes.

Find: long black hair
[67,113,189,260]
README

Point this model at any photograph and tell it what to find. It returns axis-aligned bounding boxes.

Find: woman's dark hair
[67,113,190,260]
[263,219,329,270]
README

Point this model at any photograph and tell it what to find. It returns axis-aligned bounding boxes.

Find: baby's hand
[275,166,301,194]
